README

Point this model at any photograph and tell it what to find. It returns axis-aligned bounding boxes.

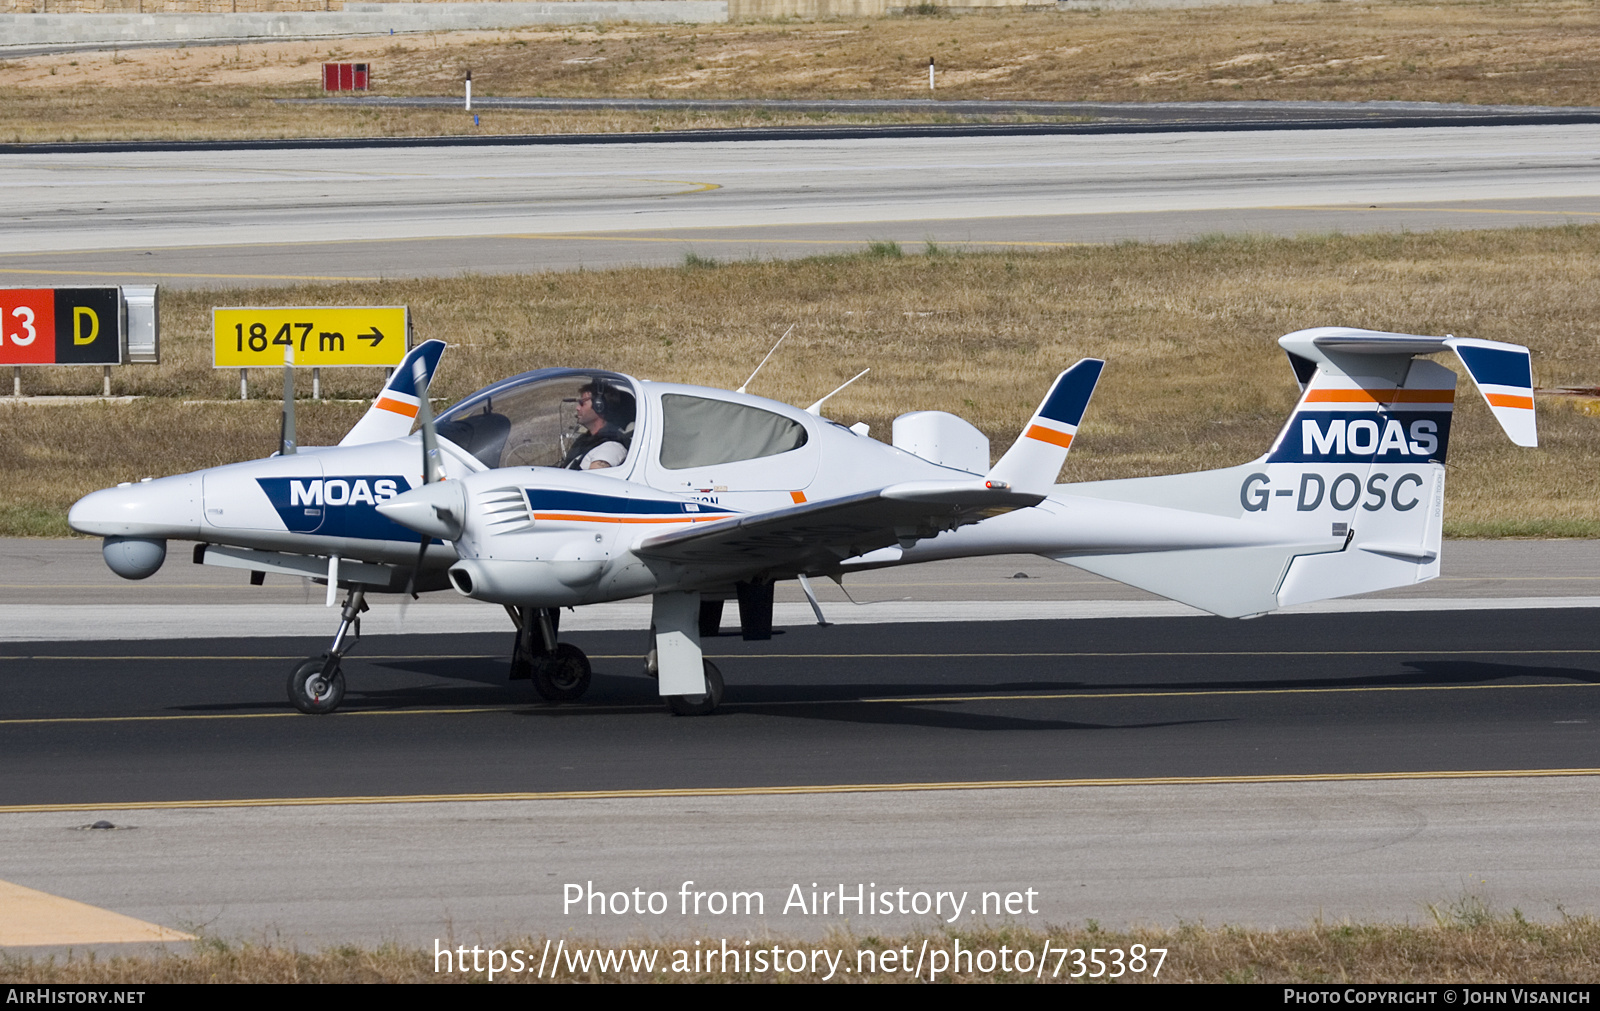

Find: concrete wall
[0,2,726,46]
[727,0,883,16]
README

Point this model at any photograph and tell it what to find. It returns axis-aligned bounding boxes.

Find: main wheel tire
[532,642,592,702]
[666,659,724,717]
[288,656,345,715]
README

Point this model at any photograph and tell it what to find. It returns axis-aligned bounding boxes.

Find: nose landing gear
[287,585,367,715]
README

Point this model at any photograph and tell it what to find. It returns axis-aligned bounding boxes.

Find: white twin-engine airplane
[69,327,1537,717]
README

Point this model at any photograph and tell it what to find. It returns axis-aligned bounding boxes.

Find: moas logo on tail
[1267,411,1452,464]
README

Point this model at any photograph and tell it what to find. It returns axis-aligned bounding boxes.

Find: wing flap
[635,482,1041,569]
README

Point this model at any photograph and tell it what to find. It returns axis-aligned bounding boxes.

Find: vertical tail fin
[986,358,1104,495]
[338,340,447,447]
[1052,328,1536,616]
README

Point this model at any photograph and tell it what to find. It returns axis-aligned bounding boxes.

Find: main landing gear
[507,605,592,702]
[288,585,368,715]
[667,659,724,717]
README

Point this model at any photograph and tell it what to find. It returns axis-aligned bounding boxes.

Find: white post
[465,69,472,111]
[12,367,19,398]
[103,366,111,397]
[313,367,321,400]
[240,368,248,401]
[929,57,935,92]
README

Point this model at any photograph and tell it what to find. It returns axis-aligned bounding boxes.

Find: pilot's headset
[588,377,635,429]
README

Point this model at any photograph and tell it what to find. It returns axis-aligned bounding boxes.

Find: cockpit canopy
[436,368,638,471]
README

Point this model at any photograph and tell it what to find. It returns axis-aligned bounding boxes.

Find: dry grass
[6,912,1600,982]
[6,226,1600,538]
[3,1,1600,143]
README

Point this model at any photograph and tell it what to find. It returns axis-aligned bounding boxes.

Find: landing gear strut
[507,605,591,702]
[287,585,367,714]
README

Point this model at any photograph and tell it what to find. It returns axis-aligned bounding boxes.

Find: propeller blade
[280,345,296,456]
[405,354,444,597]
[404,531,429,601]
[412,355,442,485]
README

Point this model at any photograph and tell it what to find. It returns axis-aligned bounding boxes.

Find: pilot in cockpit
[561,379,633,470]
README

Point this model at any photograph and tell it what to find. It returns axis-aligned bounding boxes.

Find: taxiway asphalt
[3,602,1599,946]
[4,607,1599,808]
[2,541,1598,947]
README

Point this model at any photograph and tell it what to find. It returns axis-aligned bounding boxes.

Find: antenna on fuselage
[737,323,795,395]
[805,368,870,416]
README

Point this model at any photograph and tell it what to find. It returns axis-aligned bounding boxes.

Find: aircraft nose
[68,476,202,538]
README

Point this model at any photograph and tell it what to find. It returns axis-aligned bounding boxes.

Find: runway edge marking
[6,768,1600,814]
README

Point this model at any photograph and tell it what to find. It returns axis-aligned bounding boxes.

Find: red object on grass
[322,63,370,91]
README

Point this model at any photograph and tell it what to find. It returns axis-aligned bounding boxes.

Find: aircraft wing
[633,481,1042,570]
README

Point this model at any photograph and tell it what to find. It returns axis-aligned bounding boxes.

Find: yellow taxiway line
[4,768,1599,815]
[1,678,1592,727]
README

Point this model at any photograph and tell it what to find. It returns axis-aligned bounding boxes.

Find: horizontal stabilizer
[1279,328,1536,448]
[987,359,1105,495]
[339,340,447,447]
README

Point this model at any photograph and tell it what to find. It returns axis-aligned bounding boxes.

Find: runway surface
[3,124,1599,287]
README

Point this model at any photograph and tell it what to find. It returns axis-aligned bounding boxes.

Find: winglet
[1446,337,1537,447]
[338,340,447,447]
[985,358,1105,495]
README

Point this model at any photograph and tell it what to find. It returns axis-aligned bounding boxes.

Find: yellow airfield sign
[213,307,408,368]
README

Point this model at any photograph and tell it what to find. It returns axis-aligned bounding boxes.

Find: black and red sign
[0,288,121,366]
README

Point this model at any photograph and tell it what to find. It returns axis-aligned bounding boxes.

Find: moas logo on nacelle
[1267,411,1452,464]
[286,478,403,508]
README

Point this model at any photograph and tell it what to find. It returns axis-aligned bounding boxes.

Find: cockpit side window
[436,374,636,471]
[435,410,511,469]
[658,394,808,470]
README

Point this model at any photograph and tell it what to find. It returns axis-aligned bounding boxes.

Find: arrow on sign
[358,327,384,346]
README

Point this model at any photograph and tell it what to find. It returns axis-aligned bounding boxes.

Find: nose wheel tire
[532,643,592,702]
[666,659,723,717]
[288,656,346,715]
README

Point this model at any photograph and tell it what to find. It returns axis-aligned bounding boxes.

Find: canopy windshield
[435,369,637,470]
